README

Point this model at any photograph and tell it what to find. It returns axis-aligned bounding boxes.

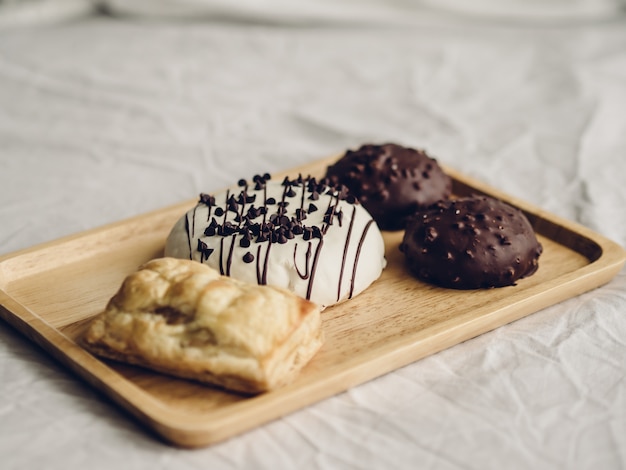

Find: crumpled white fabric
[103,0,626,24]
[1,0,625,29]
[0,0,92,29]
[1,2,626,469]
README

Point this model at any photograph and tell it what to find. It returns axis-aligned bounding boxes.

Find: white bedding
[1,2,625,468]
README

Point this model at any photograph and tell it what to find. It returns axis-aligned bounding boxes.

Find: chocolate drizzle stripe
[261,241,272,285]
[238,185,248,228]
[184,214,192,260]
[256,244,263,284]
[300,178,307,211]
[226,235,237,275]
[219,237,226,275]
[306,239,324,300]
[222,189,230,227]
[349,219,374,299]
[263,184,267,224]
[321,193,335,234]
[294,242,312,280]
[204,195,213,223]
[337,206,357,301]
[191,205,197,238]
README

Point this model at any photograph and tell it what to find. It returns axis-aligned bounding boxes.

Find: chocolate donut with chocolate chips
[400,195,543,289]
[325,143,452,230]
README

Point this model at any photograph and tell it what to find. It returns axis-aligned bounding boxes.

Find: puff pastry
[81,257,323,394]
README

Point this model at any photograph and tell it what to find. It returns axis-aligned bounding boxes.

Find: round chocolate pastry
[325,143,452,230]
[400,195,543,289]
[165,174,386,308]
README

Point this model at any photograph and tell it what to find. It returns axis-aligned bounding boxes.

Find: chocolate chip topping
[325,143,452,230]
[400,195,543,289]
[188,174,363,276]
[175,172,387,306]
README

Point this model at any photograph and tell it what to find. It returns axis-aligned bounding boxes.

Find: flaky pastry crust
[81,257,323,394]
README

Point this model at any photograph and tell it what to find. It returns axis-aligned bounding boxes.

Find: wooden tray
[1,156,625,448]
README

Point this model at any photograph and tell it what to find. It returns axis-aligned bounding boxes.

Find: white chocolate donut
[165,174,386,308]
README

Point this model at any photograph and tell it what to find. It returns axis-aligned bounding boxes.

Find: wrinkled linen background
[1,1,626,469]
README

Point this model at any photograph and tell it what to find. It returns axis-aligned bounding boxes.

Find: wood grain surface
[1,155,625,448]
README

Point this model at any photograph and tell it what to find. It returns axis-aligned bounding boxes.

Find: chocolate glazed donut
[325,143,452,230]
[400,195,543,289]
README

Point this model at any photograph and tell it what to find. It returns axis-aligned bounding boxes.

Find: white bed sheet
[1,4,625,469]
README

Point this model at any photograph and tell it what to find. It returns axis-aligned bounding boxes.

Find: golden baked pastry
[81,257,324,394]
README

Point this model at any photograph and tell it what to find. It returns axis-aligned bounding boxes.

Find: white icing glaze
[165,176,386,308]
